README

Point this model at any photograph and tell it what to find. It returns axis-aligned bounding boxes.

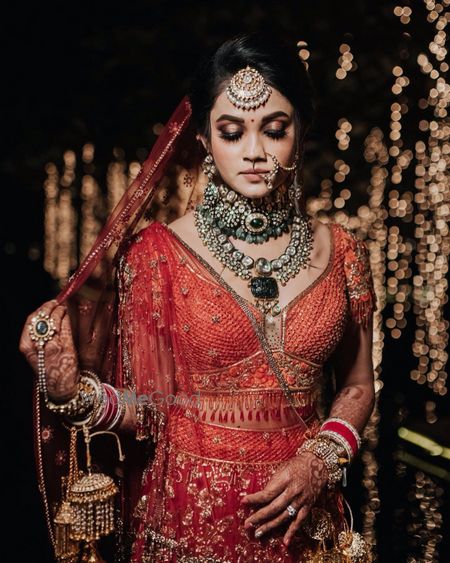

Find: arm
[327,314,375,439]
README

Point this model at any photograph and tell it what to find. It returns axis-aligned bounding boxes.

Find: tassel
[223,412,228,423]
[54,500,79,562]
[240,410,244,421]
[264,410,269,422]
[256,411,261,421]
[201,410,207,421]
[231,411,235,423]
[350,293,375,329]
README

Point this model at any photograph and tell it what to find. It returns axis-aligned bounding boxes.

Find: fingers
[247,494,307,540]
[50,304,67,332]
[23,299,61,333]
[244,489,291,529]
[19,300,66,359]
[241,473,287,507]
[283,505,310,546]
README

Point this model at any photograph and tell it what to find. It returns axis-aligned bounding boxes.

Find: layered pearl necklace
[194,181,314,320]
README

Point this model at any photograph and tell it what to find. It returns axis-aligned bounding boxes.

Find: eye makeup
[219,129,288,143]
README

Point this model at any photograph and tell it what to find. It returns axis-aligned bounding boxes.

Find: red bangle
[320,419,360,457]
[94,384,119,430]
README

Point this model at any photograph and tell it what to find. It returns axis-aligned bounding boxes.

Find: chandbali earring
[288,167,304,216]
[287,144,306,215]
[262,151,299,191]
[201,152,217,181]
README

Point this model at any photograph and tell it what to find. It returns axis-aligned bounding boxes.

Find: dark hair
[188,32,315,147]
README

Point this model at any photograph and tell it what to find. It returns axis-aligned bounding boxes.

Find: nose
[243,132,267,166]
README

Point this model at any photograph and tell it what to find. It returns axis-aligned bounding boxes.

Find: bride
[20,32,376,562]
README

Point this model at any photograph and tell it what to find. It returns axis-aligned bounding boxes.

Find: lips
[240,169,269,174]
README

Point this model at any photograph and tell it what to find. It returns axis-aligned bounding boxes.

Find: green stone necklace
[198,181,295,244]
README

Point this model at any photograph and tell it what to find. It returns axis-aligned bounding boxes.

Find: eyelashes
[218,130,288,143]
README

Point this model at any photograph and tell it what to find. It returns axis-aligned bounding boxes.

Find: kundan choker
[197,180,294,244]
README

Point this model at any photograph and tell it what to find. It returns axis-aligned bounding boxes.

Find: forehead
[211,86,293,121]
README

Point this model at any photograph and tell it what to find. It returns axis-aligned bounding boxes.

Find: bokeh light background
[3,2,449,561]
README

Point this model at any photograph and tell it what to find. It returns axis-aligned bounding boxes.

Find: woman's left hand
[240,452,329,546]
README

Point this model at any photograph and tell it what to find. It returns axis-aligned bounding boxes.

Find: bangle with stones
[46,376,96,417]
[62,369,104,427]
[317,429,354,462]
[296,437,348,489]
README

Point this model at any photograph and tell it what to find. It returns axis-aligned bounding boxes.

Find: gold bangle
[296,437,346,489]
[46,377,96,417]
[62,370,104,427]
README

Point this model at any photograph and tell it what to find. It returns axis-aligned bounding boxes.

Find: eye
[265,129,287,140]
[219,131,242,143]
[218,129,288,143]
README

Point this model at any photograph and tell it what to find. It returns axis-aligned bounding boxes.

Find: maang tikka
[226,65,272,110]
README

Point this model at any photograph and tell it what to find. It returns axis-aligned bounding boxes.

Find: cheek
[275,138,297,161]
[211,140,241,169]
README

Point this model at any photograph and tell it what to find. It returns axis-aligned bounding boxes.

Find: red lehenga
[113,218,376,562]
[30,97,376,563]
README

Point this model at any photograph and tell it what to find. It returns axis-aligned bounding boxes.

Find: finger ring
[286,504,297,517]
[28,311,56,348]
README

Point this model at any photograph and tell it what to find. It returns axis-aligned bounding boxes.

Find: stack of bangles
[45,369,127,431]
[295,417,362,490]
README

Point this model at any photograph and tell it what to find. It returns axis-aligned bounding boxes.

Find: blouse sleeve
[342,227,377,328]
[115,227,175,443]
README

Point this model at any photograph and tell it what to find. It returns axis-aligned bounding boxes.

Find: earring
[202,152,217,181]
[288,165,304,216]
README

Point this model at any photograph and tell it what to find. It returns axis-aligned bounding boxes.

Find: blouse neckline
[162,220,336,321]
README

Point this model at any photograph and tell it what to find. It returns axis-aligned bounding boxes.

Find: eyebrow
[215,110,290,124]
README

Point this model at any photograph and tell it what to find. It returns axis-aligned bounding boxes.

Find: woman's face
[200,86,298,199]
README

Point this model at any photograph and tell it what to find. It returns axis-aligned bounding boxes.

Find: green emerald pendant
[249,276,279,299]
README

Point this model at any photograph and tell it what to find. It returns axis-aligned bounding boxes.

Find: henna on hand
[240,451,328,545]
[19,299,80,402]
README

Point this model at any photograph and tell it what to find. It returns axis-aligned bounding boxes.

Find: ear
[196,133,209,153]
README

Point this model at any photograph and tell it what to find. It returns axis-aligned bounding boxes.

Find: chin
[230,180,272,199]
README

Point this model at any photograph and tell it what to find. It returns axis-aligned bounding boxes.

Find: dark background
[3,1,449,561]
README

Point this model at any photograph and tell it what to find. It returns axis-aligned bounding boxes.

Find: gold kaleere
[53,424,125,563]
[54,427,81,562]
[54,500,78,562]
[302,501,373,562]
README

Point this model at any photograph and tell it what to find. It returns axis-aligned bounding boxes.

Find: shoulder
[116,221,169,287]
[331,222,370,255]
[119,221,167,265]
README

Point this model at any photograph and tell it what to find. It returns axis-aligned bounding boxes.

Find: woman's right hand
[19,299,80,402]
